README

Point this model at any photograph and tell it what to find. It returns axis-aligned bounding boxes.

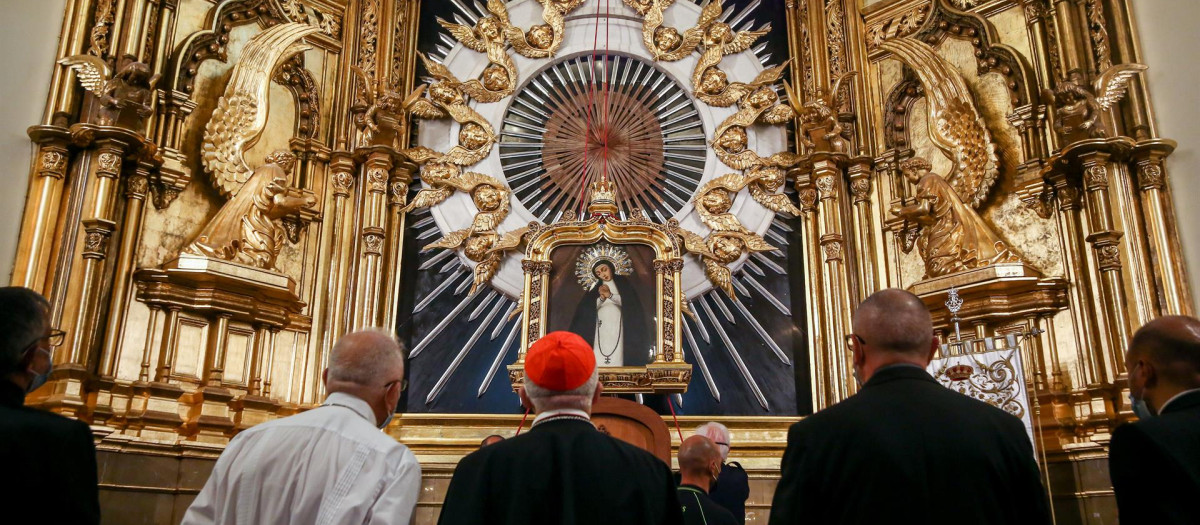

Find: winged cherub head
[717,126,748,153]
[472,184,503,211]
[654,27,683,52]
[459,122,492,150]
[700,187,733,215]
[704,23,732,46]
[481,63,510,92]
[528,25,555,50]
[710,234,747,263]
[699,68,728,94]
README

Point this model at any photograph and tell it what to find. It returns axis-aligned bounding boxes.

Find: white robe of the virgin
[594,278,624,366]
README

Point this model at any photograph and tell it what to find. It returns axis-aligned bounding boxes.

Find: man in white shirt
[182,329,420,525]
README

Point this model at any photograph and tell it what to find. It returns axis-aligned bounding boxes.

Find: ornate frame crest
[507,186,692,394]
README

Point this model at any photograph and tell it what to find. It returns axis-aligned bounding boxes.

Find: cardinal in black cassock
[437,331,683,525]
[569,261,652,367]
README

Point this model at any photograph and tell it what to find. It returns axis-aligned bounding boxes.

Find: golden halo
[575,242,634,291]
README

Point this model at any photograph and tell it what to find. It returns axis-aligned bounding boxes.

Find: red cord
[515,407,531,436]
[600,0,611,209]
[575,0,605,217]
[666,395,684,443]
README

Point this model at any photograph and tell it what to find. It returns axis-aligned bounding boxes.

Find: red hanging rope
[666,395,684,443]
[514,407,531,436]
[574,0,606,217]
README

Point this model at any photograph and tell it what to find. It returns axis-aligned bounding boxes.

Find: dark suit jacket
[769,365,1051,525]
[438,417,684,525]
[678,485,737,525]
[0,381,100,524]
[710,461,749,524]
[1110,389,1200,525]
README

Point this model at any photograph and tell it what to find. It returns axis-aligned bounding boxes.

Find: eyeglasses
[385,379,408,392]
[46,329,66,347]
[715,441,730,448]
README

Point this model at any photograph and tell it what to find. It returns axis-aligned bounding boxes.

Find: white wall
[0,0,67,282]
[1135,0,1200,308]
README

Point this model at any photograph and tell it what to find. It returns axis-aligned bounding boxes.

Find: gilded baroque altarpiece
[9,0,1191,522]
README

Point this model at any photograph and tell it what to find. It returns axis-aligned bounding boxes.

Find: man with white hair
[695,422,749,524]
[183,329,419,525]
[438,331,683,525]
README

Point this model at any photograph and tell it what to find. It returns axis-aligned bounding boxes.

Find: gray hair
[523,367,599,412]
[0,287,50,376]
[695,421,731,460]
[327,329,405,386]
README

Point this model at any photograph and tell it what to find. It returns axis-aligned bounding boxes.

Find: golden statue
[639,0,703,61]
[404,165,521,294]
[488,0,582,59]
[430,15,518,104]
[1050,64,1146,140]
[890,157,1017,278]
[59,54,160,129]
[878,38,1019,278]
[184,151,314,269]
[790,71,857,153]
[689,0,770,107]
[711,69,801,171]
[350,66,408,148]
[184,23,320,271]
[693,173,779,297]
[402,55,497,167]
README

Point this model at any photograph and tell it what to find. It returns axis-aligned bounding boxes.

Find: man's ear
[1141,359,1158,388]
[926,335,940,365]
[518,386,534,412]
[592,382,604,406]
[321,368,329,387]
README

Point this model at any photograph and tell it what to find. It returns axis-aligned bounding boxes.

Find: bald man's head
[679,435,721,477]
[1129,315,1200,388]
[328,329,405,388]
[854,288,934,356]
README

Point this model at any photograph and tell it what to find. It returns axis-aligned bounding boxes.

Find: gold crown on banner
[945,364,974,381]
[588,175,618,216]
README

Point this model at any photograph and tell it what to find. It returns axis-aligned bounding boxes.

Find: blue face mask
[1128,362,1155,419]
[1129,392,1154,419]
[26,348,52,393]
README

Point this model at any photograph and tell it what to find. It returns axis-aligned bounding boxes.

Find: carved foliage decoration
[169,0,289,95]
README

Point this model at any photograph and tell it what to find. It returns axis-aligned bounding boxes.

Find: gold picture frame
[507,182,692,394]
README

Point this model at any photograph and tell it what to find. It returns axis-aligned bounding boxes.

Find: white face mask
[1128,362,1155,419]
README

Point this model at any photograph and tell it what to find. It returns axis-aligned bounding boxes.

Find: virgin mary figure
[568,252,652,367]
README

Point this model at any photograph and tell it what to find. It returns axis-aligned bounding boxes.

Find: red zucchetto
[525,331,596,391]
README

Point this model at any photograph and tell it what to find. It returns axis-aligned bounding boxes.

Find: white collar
[532,408,591,426]
[323,391,377,424]
[1159,387,1200,413]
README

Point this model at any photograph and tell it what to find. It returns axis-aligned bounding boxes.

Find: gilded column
[1130,141,1192,315]
[13,127,72,291]
[1048,181,1102,388]
[352,151,393,329]
[812,156,854,403]
[1079,155,1131,380]
[846,159,876,302]
[382,162,414,330]
[99,157,156,377]
[794,181,828,410]
[204,313,232,386]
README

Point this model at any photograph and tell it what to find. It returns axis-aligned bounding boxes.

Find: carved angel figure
[184,23,320,272]
[351,66,407,148]
[402,55,498,167]
[411,170,521,294]
[878,38,1020,279]
[59,55,160,129]
[185,151,315,269]
[689,0,770,107]
[792,71,857,153]
[890,157,1018,277]
[639,0,703,61]
[1051,64,1146,140]
[692,173,779,297]
[489,0,583,59]
[432,16,519,103]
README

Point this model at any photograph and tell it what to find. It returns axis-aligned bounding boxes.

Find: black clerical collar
[678,484,709,495]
